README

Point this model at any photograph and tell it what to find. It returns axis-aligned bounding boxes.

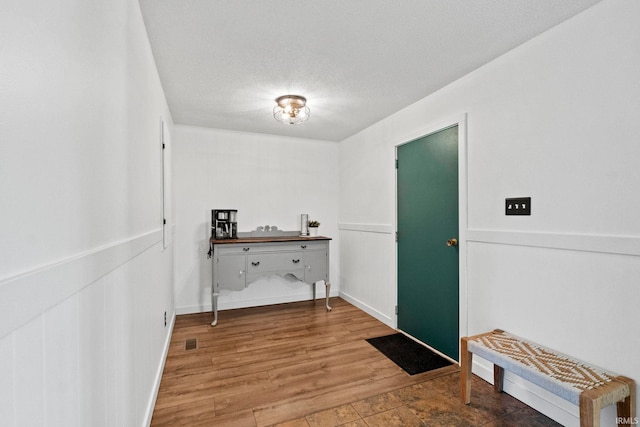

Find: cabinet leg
[325,281,332,311]
[211,292,219,326]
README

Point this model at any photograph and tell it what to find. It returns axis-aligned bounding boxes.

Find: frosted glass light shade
[273,95,310,125]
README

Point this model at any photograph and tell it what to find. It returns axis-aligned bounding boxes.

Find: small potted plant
[308,220,320,236]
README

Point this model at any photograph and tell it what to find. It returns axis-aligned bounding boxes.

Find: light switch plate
[506,197,531,215]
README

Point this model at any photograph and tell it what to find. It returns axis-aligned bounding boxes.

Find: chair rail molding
[338,223,394,234]
[0,229,163,339]
[466,229,640,257]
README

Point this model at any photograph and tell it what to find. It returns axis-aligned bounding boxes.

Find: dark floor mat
[366,333,453,375]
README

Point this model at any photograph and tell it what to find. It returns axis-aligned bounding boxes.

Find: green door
[397,125,459,360]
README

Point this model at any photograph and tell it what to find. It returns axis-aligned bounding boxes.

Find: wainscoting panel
[466,237,640,427]
[0,237,174,427]
[338,224,396,328]
[0,334,13,426]
[43,296,79,427]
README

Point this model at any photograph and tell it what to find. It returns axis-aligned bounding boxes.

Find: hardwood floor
[151,298,560,426]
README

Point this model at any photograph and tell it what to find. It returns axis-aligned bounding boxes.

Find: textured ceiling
[139,0,601,142]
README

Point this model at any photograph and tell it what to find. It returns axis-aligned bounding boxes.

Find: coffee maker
[212,209,238,239]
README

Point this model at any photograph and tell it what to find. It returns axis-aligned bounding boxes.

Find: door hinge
[395,305,398,315]
[395,231,398,242]
[163,218,166,225]
[395,159,398,169]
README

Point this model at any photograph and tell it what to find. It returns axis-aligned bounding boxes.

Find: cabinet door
[216,254,246,291]
[304,250,327,284]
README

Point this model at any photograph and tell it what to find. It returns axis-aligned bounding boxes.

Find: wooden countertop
[210,235,331,244]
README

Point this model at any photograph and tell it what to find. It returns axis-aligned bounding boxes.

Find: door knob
[446,238,458,247]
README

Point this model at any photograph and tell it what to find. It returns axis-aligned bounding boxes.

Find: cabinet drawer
[216,244,253,255]
[214,240,327,254]
[297,241,327,251]
[245,242,316,253]
[247,253,305,273]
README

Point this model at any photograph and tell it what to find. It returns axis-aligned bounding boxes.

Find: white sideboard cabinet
[210,236,332,326]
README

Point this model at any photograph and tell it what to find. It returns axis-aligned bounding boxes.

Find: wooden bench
[460,329,635,427]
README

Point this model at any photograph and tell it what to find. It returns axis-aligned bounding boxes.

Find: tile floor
[272,371,562,427]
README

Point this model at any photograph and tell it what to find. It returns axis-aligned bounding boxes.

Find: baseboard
[143,309,176,427]
[472,358,579,426]
[338,291,394,327]
[175,304,210,316]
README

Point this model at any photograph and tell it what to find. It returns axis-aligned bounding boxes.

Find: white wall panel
[14,319,44,426]
[0,0,163,280]
[339,228,396,325]
[130,246,161,424]
[112,259,136,425]
[0,334,15,427]
[467,241,640,364]
[339,130,396,226]
[78,280,106,427]
[43,296,79,427]
[103,272,120,427]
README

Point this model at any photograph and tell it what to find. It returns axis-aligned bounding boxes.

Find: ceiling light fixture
[273,95,310,125]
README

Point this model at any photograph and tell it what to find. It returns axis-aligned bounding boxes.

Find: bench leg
[460,337,473,404]
[494,364,505,393]
[580,376,636,427]
[616,376,636,427]
[580,394,600,427]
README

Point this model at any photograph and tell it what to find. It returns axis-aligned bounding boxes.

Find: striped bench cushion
[467,330,628,406]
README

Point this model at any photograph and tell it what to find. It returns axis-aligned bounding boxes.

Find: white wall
[0,0,174,425]
[173,126,339,314]
[339,0,640,425]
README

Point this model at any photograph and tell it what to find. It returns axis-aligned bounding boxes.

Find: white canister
[300,214,309,236]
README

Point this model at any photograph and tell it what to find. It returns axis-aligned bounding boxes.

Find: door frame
[394,113,468,362]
